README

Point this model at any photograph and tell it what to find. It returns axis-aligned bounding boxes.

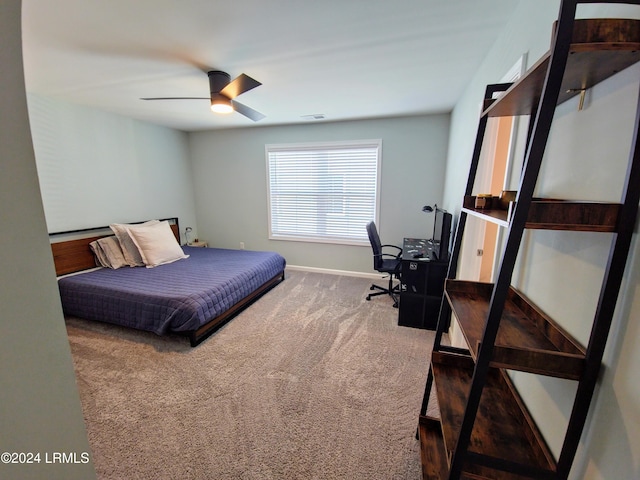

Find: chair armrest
[381,244,403,259]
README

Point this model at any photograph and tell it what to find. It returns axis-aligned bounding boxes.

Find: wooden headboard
[50,219,180,276]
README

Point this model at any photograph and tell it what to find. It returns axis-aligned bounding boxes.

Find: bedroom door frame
[459,54,527,283]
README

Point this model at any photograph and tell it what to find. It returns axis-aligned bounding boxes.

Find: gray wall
[189,114,450,274]
[443,2,640,478]
[0,1,95,479]
[28,94,197,242]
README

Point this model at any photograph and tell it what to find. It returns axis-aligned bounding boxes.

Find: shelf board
[418,416,536,480]
[463,196,621,232]
[462,205,510,228]
[483,19,640,118]
[418,416,452,480]
[446,280,586,379]
[419,415,487,480]
[431,352,557,479]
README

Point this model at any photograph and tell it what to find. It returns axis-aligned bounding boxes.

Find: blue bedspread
[58,246,286,335]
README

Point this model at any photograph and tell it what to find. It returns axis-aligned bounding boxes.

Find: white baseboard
[286,264,383,280]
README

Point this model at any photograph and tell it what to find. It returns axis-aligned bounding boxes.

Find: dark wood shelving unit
[419,416,451,480]
[461,196,621,232]
[417,2,640,479]
[431,352,556,479]
[483,18,640,118]
[445,280,585,379]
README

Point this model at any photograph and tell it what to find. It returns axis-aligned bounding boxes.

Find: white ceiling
[21,0,519,131]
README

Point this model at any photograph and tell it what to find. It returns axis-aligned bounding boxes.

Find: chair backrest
[366,221,383,270]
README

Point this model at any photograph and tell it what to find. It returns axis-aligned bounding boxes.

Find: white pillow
[89,236,128,269]
[110,220,159,266]
[126,221,188,268]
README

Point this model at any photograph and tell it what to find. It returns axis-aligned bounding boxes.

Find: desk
[398,238,448,330]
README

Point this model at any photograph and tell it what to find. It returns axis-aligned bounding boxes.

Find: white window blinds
[266,140,381,245]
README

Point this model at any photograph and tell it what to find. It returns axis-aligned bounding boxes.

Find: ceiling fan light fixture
[211,95,233,114]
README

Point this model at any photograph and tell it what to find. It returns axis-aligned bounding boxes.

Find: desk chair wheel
[366,286,399,307]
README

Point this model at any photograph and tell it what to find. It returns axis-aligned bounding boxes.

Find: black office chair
[366,221,403,307]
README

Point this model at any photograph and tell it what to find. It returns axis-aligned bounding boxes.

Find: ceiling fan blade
[232,100,265,122]
[221,74,262,99]
[141,97,209,100]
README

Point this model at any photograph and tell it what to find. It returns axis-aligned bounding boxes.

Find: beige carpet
[65,270,435,479]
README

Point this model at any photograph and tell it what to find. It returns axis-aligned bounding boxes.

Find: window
[266,140,381,245]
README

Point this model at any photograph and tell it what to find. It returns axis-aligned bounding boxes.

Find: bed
[51,218,286,346]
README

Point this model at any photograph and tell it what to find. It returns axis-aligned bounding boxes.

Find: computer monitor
[431,207,452,260]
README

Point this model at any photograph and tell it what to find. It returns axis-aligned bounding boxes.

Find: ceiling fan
[141,70,265,122]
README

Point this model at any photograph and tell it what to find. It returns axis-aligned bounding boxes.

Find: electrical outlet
[240,242,245,250]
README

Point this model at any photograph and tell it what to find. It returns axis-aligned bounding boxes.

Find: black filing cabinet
[398,238,448,330]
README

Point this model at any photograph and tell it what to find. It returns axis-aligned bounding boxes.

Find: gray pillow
[109,220,159,266]
[89,236,128,269]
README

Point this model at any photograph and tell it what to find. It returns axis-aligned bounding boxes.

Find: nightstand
[188,241,208,248]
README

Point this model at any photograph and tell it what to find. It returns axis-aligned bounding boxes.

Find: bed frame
[50,218,285,346]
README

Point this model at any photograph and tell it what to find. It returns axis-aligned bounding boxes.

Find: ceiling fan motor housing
[208,71,231,95]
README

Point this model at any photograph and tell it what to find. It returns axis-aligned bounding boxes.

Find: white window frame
[266,139,381,246]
